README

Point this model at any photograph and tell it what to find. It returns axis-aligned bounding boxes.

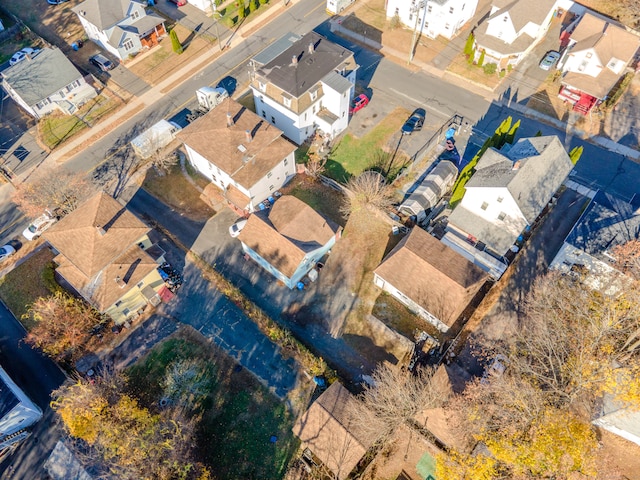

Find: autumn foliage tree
[340,171,394,217]
[12,169,93,218]
[24,291,107,362]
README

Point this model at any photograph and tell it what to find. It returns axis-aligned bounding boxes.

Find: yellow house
[44,191,167,324]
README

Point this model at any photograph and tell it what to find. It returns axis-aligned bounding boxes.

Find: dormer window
[259,81,266,92]
[310,90,318,101]
[503,16,508,22]
[131,10,140,20]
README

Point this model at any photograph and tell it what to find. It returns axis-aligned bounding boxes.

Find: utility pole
[209,0,222,51]
[408,0,428,64]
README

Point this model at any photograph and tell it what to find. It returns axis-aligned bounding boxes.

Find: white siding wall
[459,186,527,235]
[562,48,604,77]
[252,88,306,144]
[485,12,518,43]
[385,0,477,40]
[246,152,296,207]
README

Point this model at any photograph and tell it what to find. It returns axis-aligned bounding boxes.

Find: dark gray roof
[467,136,573,222]
[0,374,19,420]
[566,192,640,259]
[73,0,138,30]
[1,48,82,106]
[321,70,353,94]
[252,32,302,67]
[256,31,354,97]
[109,13,164,45]
[448,205,523,255]
[488,0,556,31]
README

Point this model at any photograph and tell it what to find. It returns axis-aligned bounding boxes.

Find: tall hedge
[170,30,183,54]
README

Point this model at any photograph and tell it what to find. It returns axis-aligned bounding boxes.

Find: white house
[374,227,488,332]
[237,196,341,289]
[558,13,640,114]
[473,0,562,69]
[385,0,478,41]
[249,31,358,145]
[443,136,573,277]
[1,48,97,119]
[550,191,640,291]
[178,99,297,214]
[72,0,166,61]
[0,365,42,450]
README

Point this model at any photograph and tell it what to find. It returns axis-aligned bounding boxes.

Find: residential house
[237,195,341,289]
[0,365,42,450]
[249,31,358,145]
[472,0,561,69]
[550,191,640,290]
[44,192,168,325]
[1,48,97,119]
[178,98,297,214]
[72,0,166,61]
[443,136,573,278]
[385,0,478,41]
[293,382,373,480]
[558,13,640,114]
[374,227,488,332]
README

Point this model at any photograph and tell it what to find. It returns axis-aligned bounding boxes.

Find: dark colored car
[349,94,369,115]
[47,0,69,4]
[168,0,187,6]
[90,54,115,71]
[401,108,426,135]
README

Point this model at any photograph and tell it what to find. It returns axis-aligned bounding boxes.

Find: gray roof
[73,0,138,30]
[1,48,83,106]
[256,31,354,97]
[566,191,640,259]
[448,205,523,255]
[109,13,164,46]
[321,70,353,94]
[252,32,302,67]
[488,0,556,31]
[466,136,573,222]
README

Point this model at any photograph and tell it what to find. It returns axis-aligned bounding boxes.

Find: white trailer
[130,120,182,159]
[326,0,355,15]
[186,87,229,123]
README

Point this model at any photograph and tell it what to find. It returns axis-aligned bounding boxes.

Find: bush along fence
[449,116,520,207]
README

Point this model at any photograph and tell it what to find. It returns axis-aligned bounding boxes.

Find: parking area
[153,1,229,44]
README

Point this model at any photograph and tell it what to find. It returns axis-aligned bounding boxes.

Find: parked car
[168,0,187,6]
[349,94,369,115]
[90,54,115,72]
[47,0,69,4]
[539,50,560,71]
[401,108,426,135]
[229,219,248,238]
[0,245,16,263]
[22,211,57,241]
[9,48,37,67]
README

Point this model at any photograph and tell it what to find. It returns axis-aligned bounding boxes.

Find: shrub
[249,0,258,13]
[499,69,506,78]
[483,63,497,75]
[237,1,246,19]
[170,29,183,54]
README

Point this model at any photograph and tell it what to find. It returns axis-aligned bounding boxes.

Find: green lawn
[0,248,58,327]
[283,177,347,227]
[127,330,298,480]
[326,107,409,183]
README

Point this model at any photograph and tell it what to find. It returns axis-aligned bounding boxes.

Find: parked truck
[186,86,229,123]
[326,0,355,15]
[130,120,182,159]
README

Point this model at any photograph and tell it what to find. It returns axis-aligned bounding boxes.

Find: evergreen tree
[478,49,485,66]
[464,33,475,56]
[170,29,183,54]
[569,145,584,165]
[237,1,246,20]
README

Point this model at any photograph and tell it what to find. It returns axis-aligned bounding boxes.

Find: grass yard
[142,162,215,222]
[326,107,408,183]
[38,94,124,149]
[0,247,57,327]
[127,329,298,480]
[281,176,347,227]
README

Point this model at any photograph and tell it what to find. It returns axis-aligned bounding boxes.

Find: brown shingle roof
[293,382,372,480]
[237,196,339,278]
[374,227,488,326]
[44,192,150,279]
[177,99,296,189]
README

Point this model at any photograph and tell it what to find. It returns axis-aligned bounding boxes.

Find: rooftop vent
[245,130,252,143]
[96,226,106,236]
[292,54,298,65]
[226,112,233,127]
[308,42,315,54]
[115,276,126,288]
[512,160,521,170]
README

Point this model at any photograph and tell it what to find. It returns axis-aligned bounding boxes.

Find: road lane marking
[305,0,325,17]
[389,87,451,118]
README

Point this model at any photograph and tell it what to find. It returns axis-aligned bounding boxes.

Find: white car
[22,212,57,241]
[9,48,38,67]
[228,219,248,238]
[0,245,16,263]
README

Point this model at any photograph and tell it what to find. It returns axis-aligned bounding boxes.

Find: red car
[168,0,187,6]
[349,94,369,115]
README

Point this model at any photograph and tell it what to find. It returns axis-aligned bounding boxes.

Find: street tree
[24,291,106,362]
[12,168,93,218]
[340,171,394,217]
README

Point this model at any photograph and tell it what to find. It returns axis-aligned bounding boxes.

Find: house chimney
[292,54,298,65]
[226,112,233,127]
[512,160,521,170]
[245,129,252,143]
[308,42,315,54]
[115,276,126,288]
[96,225,106,236]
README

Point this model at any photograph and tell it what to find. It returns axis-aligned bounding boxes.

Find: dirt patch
[373,292,442,341]
[445,52,503,90]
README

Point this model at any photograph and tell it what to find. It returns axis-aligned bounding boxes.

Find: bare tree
[305,153,327,179]
[340,171,394,217]
[13,168,93,218]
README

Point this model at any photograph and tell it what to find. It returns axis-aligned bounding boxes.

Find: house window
[123,39,134,51]
[259,95,264,102]
[123,308,130,316]
[269,185,274,191]
[284,158,288,166]
[211,173,217,182]
[304,113,307,120]
[481,202,489,210]
[131,10,139,20]
[409,13,413,21]
[498,212,506,221]
[137,281,144,288]
[310,90,318,101]
[262,111,266,119]
[395,7,399,15]
[449,7,454,13]
[445,23,450,29]
[282,96,291,107]
[115,300,123,307]
[259,81,266,92]
[267,172,273,178]
[313,105,317,114]
[497,196,503,203]
[271,116,275,124]
[428,5,432,12]
[503,16,508,22]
